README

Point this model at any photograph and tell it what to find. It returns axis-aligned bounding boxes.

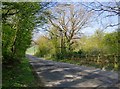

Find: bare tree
[81,1,120,28]
[47,4,93,52]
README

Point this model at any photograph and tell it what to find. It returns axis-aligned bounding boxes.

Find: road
[26,54,119,88]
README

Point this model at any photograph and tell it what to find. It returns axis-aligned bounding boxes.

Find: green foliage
[49,27,61,56]
[103,31,120,54]
[2,2,49,64]
[36,28,119,58]
[2,2,51,87]
[37,28,120,71]
[2,58,39,87]
[78,29,120,56]
[78,29,105,55]
[2,24,16,58]
[35,36,55,57]
[35,27,62,59]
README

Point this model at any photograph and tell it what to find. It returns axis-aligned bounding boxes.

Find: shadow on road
[26,54,119,88]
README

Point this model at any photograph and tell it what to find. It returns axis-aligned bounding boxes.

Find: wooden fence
[68,54,120,71]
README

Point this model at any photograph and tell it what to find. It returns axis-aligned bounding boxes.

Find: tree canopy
[2,2,50,64]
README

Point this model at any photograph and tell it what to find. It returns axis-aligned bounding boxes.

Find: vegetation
[2,58,39,87]
[2,2,50,87]
[2,2,40,64]
[35,27,120,71]
[35,36,53,57]
[102,31,120,54]
[47,4,93,53]
[2,1,120,88]
[34,3,120,71]
[36,29,120,71]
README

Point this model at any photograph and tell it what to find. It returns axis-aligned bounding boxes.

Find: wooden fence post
[114,54,118,70]
[97,54,100,64]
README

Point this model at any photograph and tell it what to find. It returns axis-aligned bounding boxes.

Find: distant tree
[49,27,61,56]
[103,30,120,54]
[47,4,93,52]
[79,29,105,55]
[35,36,54,57]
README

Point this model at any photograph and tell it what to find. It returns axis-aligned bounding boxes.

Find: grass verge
[47,58,117,71]
[2,58,38,88]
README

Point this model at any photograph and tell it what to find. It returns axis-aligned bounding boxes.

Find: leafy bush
[35,36,55,57]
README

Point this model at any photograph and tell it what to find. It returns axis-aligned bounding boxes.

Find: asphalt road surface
[26,54,120,88]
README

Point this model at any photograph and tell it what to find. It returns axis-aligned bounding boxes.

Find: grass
[26,46,38,55]
[2,58,38,88]
[47,58,117,71]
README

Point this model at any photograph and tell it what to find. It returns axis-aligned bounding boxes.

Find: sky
[41,0,120,2]
[33,1,118,40]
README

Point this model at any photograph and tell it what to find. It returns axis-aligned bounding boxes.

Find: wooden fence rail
[68,54,120,71]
